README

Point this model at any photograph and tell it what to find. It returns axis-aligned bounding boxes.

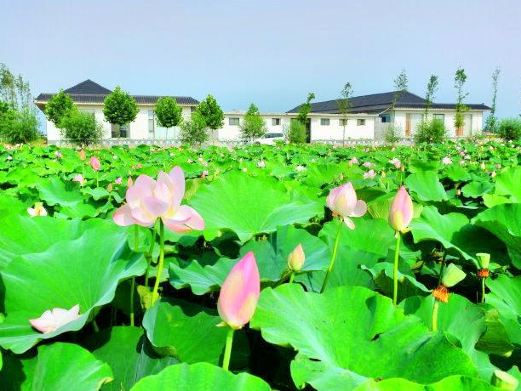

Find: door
[405,113,422,137]
[464,114,472,136]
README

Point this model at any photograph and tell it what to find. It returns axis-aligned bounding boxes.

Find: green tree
[155,97,182,140]
[180,110,208,146]
[454,67,469,134]
[60,108,103,146]
[103,86,138,137]
[197,95,224,130]
[391,69,408,110]
[424,74,439,116]
[484,67,500,132]
[297,92,315,125]
[240,103,266,142]
[498,118,521,141]
[337,82,352,145]
[45,90,74,128]
[0,63,32,111]
[0,108,40,144]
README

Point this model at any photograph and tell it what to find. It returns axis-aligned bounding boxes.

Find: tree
[155,97,182,140]
[392,69,408,109]
[240,103,267,142]
[424,74,439,116]
[180,111,208,146]
[337,82,353,146]
[60,108,103,146]
[498,118,521,141]
[0,63,32,111]
[454,67,469,135]
[297,92,315,125]
[103,86,138,137]
[46,90,74,127]
[197,95,224,130]
[0,108,40,144]
[484,67,500,132]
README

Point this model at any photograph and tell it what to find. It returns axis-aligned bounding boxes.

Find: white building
[36,80,490,144]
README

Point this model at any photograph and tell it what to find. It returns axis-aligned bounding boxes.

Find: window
[433,114,445,123]
[381,114,391,123]
[339,118,348,126]
[320,118,330,126]
[229,117,240,126]
[272,118,281,126]
[148,110,155,136]
[357,119,366,126]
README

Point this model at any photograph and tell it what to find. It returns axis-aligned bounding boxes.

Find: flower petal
[163,205,205,233]
[350,200,367,217]
[168,166,186,207]
[113,205,137,226]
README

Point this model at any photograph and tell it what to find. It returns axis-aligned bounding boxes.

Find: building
[35,80,199,143]
[36,81,490,144]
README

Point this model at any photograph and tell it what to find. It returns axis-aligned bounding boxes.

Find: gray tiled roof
[286,91,490,113]
[35,80,199,106]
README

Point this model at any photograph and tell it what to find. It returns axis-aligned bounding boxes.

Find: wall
[309,115,375,141]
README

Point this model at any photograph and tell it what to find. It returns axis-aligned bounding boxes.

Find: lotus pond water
[0,140,520,390]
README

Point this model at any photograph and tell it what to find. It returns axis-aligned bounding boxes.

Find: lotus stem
[151,220,165,304]
[432,300,439,331]
[129,226,139,326]
[481,278,486,303]
[222,327,235,371]
[144,226,156,287]
[392,232,401,306]
[289,272,295,284]
[320,219,343,293]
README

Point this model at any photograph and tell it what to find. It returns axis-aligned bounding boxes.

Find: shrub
[497,118,521,141]
[240,103,266,142]
[180,111,208,146]
[46,90,74,127]
[288,120,307,143]
[414,119,446,144]
[60,109,103,146]
[0,108,40,144]
[384,125,401,143]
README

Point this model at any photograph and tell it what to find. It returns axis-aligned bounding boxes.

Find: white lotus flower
[27,202,48,217]
[29,304,80,334]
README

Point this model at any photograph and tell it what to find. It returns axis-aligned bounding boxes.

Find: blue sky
[1,0,520,117]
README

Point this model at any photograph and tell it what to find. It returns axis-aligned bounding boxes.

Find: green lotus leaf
[130,362,271,391]
[36,177,84,207]
[494,166,521,202]
[0,219,145,353]
[486,275,521,345]
[353,375,498,390]
[189,171,323,242]
[473,203,521,269]
[251,284,477,390]
[405,171,448,202]
[91,326,178,390]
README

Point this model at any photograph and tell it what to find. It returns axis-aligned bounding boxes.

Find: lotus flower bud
[389,186,413,233]
[288,244,305,272]
[79,150,86,161]
[441,264,466,288]
[492,370,519,390]
[29,304,80,334]
[90,156,101,171]
[217,252,260,330]
[27,202,48,217]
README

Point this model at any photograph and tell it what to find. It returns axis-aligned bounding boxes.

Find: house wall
[392,109,483,138]
[309,115,375,141]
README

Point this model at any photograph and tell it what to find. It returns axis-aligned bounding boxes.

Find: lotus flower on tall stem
[217,252,260,371]
[476,253,490,303]
[388,186,413,305]
[113,166,204,305]
[321,182,367,293]
[287,244,305,283]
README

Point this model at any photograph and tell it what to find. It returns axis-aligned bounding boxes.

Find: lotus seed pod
[441,264,466,288]
[476,253,491,269]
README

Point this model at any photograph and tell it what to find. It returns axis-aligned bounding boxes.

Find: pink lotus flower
[363,169,376,179]
[78,150,86,161]
[217,252,260,329]
[348,157,359,165]
[362,161,373,168]
[29,304,80,334]
[27,202,48,217]
[442,157,452,165]
[54,151,63,159]
[389,186,413,233]
[288,244,305,272]
[90,156,101,171]
[326,182,367,229]
[389,158,401,169]
[115,177,123,185]
[113,166,204,233]
[73,174,86,186]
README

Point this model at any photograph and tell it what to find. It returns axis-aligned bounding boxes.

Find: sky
[1,0,520,118]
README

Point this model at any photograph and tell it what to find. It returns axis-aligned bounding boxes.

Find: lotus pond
[0,140,520,390]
